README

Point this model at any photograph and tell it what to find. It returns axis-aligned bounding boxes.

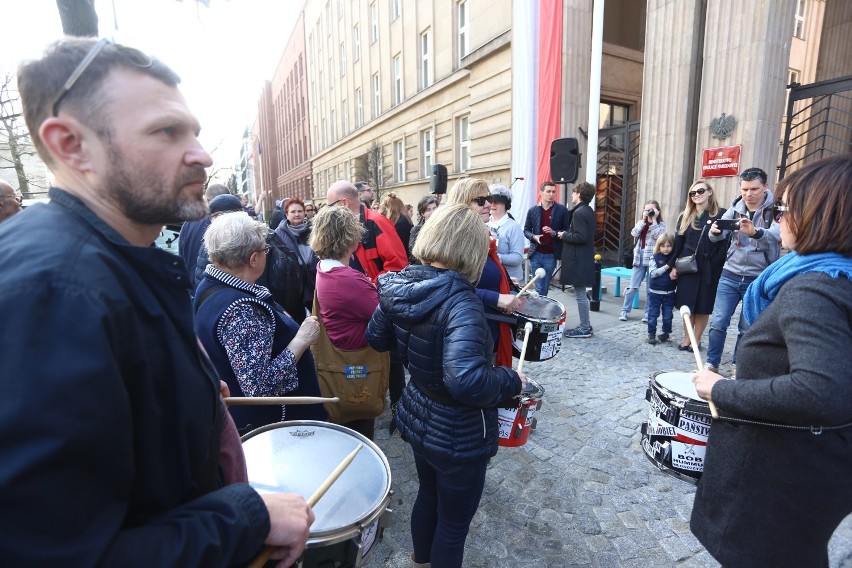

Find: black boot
[647,333,658,345]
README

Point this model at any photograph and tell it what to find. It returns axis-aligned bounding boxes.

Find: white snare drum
[511,295,566,361]
[641,371,712,484]
[242,421,391,567]
[497,378,545,447]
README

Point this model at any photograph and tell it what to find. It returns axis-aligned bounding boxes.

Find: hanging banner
[701,145,742,178]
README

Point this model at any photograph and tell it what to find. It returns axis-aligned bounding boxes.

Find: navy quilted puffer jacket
[367,265,522,462]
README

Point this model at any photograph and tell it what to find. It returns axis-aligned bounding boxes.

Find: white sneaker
[641,315,648,323]
[619,311,628,321]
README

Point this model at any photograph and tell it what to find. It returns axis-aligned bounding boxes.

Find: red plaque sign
[701,145,742,178]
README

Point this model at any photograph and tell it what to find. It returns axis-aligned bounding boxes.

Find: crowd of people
[1,36,849,568]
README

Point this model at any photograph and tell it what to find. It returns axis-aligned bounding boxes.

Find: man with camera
[705,167,781,374]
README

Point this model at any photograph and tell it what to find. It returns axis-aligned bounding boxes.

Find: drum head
[242,421,391,538]
[513,295,565,321]
[653,371,702,402]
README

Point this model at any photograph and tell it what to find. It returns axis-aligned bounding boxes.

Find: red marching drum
[497,378,545,447]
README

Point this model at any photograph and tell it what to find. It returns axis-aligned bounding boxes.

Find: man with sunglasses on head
[0,180,22,223]
[523,180,570,296]
[0,38,313,567]
[705,167,781,376]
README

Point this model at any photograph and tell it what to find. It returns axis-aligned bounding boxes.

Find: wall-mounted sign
[701,145,742,178]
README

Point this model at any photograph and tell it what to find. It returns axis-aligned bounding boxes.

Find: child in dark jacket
[647,233,677,345]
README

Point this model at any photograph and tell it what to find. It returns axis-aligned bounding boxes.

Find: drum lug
[535,400,542,411]
[645,387,652,402]
[530,417,538,431]
[513,424,523,439]
[640,421,648,435]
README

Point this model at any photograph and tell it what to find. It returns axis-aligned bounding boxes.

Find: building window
[353,24,361,62]
[394,139,405,182]
[325,2,332,35]
[338,0,343,18]
[794,0,807,39]
[393,54,403,105]
[421,128,434,178]
[339,42,346,76]
[421,28,433,88]
[391,0,400,21]
[372,72,381,118]
[785,69,800,113]
[318,70,324,100]
[458,0,469,62]
[458,115,470,171]
[355,88,363,128]
[599,101,629,149]
[342,99,349,135]
[370,1,378,43]
[321,117,327,148]
[330,109,337,142]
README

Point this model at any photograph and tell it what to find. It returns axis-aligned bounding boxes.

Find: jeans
[647,291,675,335]
[529,252,556,296]
[574,286,591,328]
[706,274,752,368]
[410,449,489,567]
[622,265,649,316]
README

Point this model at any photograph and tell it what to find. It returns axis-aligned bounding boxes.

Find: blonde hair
[653,233,675,254]
[447,177,490,207]
[308,204,365,259]
[412,204,489,283]
[204,212,267,269]
[677,179,720,234]
[378,191,410,223]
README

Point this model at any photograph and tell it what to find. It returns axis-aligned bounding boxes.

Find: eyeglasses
[471,196,492,206]
[739,168,767,183]
[51,38,153,117]
[305,208,316,212]
[688,188,708,197]
[1,194,22,204]
[328,198,345,207]
[773,204,789,222]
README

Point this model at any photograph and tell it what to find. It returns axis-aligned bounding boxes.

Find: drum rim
[242,420,392,540]
[511,295,566,322]
[640,436,700,485]
[650,370,705,404]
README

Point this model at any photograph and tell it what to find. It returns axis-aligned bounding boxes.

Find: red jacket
[355,206,408,282]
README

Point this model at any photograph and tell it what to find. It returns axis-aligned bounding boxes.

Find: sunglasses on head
[471,196,492,206]
[688,188,708,197]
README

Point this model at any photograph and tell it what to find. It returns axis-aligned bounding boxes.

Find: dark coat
[559,202,596,287]
[673,210,727,314]
[366,266,521,462]
[523,202,571,257]
[178,216,211,281]
[691,273,852,567]
[0,188,268,566]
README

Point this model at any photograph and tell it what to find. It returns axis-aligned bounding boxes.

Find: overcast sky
[0,0,299,180]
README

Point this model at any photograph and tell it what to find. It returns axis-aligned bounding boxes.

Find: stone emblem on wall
[710,113,737,140]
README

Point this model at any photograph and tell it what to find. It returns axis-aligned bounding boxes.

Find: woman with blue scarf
[690,154,852,566]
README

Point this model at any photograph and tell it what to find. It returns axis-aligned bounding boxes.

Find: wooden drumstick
[518,267,546,296]
[247,444,364,568]
[516,322,534,375]
[679,306,719,419]
[224,396,340,406]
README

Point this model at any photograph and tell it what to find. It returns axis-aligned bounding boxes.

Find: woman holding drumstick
[367,204,525,568]
[691,154,852,566]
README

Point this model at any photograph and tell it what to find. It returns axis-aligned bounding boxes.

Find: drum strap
[484,311,519,326]
[683,401,852,436]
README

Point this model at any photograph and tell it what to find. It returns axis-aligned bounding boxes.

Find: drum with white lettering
[242,421,391,567]
[497,378,545,447]
[511,295,566,361]
[640,371,713,483]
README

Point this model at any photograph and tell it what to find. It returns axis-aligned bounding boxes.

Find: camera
[645,209,656,217]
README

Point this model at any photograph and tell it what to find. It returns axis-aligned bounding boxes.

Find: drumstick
[518,268,546,296]
[679,306,719,419]
[247,444,364,568]
[224,396,340,406]
[516,322,533,374]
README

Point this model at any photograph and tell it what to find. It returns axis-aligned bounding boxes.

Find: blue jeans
[706,274,752,368]
[529,252,556,296]
[410,449,489,567]
[647,291,675,335]
[622,265,649,316]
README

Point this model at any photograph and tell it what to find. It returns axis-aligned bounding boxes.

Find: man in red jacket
[326,180,407,282]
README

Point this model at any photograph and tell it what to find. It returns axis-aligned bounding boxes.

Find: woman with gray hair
[367,204,525,567]
[194,212,326,434]
[487,183,525,282]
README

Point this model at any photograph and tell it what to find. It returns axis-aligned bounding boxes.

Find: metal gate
[779,75,852,180]
[594,121,640,264]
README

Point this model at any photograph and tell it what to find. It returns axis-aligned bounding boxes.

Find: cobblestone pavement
[362,280,852,568]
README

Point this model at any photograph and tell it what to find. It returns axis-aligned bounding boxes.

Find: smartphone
[715,218,741,231]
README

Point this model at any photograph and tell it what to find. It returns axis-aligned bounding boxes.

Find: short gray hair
[413,204,488,283]
[204,211,267,269]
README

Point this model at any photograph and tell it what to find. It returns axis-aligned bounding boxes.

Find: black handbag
[674,225,707,274]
